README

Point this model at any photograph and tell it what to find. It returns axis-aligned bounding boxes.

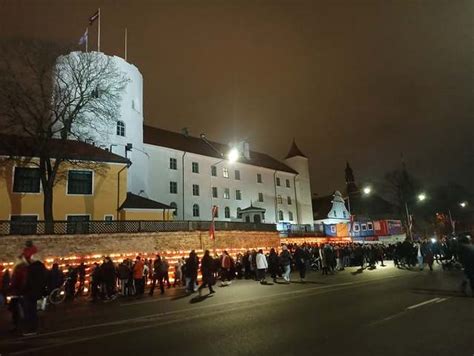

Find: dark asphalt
[0,265,472,356]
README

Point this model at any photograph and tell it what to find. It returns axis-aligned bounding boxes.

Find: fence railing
[0,220,277,236]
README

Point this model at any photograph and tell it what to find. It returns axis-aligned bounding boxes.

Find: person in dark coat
[268,248,279,283]
[459,236,474,296]
[47,263,64,294]
[101,257,117,299]
[22,256,47,335]
[294,246,308,282]
[149,254,164,296]
[198,250,216,295]
[185,250,199,293]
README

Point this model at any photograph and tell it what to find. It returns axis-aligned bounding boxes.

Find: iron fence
[0,220,276,236]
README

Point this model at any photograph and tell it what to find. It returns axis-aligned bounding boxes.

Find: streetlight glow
[460,201,467,208]
[227,148,239,163]
[417,193,426,201]
[362,186,371,195]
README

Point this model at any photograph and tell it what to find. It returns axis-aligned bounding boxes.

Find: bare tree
[0,39,128,224]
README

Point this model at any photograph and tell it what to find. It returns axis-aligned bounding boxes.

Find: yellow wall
[119,210,174,221]
[0,159,128,221]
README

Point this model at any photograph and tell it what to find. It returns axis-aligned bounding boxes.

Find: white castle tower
[327,191,350,220]
[59,51,149,195]
[284,140,314,225]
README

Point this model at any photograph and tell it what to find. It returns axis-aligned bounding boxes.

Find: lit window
[170,181,178,194]
[169,158,177,170]
[212,187,218,198]
[116,121,125,137]
[223,167,229,178]
[192,162,199,173]
[211,165,217,176]
[286,179,290,188]
[13,167,40,193]
[192,184,200,196]
[288,211,293,221]
[277,195,283,204]
[235,189,242,200]
[234,170,240,180]
[193,204,200,217]
[224,207,230,218]
[276,177,281,186]
[278,210,284,221]
[68,170,93,195]
[257,173,262,183]
[170,202,178,216]
[224,188,230,199]
[258,193,264,202]
[287,196,292,205]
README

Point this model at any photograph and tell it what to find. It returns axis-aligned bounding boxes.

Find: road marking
[406,298,440,310]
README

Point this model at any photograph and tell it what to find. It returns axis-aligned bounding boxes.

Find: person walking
[220,251,232,286]
[133,256,145,296]
[280,245,292,283]
[256,249,268,284]
[149,254,164,296]
[22,254,47,336]
[294,246,308,282]
[268,248,279,283]
[198,250,216,296]
[185,250,199,293]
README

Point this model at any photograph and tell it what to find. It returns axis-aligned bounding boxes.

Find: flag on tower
[89,10,99,25]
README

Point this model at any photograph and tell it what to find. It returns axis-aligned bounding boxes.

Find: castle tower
[345,162,358,195]
[327,191,350,220]
[284,139,313,225]
[59,52,148,195]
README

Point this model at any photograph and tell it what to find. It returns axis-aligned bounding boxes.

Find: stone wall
[0,230,280,263]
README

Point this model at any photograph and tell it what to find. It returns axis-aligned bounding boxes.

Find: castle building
[67,52,314,225]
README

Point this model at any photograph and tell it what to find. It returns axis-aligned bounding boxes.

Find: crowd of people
[1,236,473,336]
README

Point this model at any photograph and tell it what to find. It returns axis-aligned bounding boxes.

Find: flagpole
[124,27,128,61]
[98,8,101,52]
[86,28,89,52]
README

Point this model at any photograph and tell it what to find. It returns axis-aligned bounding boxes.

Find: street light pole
[405,202,411,240]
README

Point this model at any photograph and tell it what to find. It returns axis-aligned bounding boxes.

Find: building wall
[0,230,280,263]
[0,159,128,221]
[119,210,174,221]
[284,156,314,225]
[144,144,298,224]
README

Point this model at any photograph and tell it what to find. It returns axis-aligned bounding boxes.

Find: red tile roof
[0,134,130,164]
[143,125,297,174]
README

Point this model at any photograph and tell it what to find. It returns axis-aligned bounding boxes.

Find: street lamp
[417,193,426,202]
[227,148,239,163]
[460,201,468,208]
[346,185,372,215]
[363,186,371,195]
[405,192,427,240]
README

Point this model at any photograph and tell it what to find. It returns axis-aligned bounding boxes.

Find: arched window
[170,202,177,216]
[278,210,284,221]
[116,121,125,137]
[224,207,230,219]
[288,211,293,221]
[192,204,200,217]
[237,207,242,218]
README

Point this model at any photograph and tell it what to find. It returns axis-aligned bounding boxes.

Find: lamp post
[346,185,371,215]
[448,201,468,235]
[405,192,426,240]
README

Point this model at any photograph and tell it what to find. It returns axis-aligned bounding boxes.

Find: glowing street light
[417,193,426,202]
[460,201,468,208]
[362,186,371,195]
[227,148,239,163]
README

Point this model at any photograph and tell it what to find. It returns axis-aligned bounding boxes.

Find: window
[237,207,242,218]
[116,121,125,137]
[169,158,177,170]
[367,222,373,230]
[224,207,230,218]
[287,196,292,205]
[212,187,218,198]
[13,167,40,193]
[214,206,219,218]
[223,188,230,199]
[192,162,199,173]
[361,224,367,231]
[353,223,360,232]
[278,210,284,221]
[68,170,93,195]
[343,211,347,218]
[211,165,217,176]
[234,170,240,180]
[170,181,178,194]
[235,189,242,200]
[257,173,262,183]
[104,215,114,225]
[222,167,229,178]
[192,184,200,196]
[258,192,264,202]
[288,211,294,221]
[331,225,336,234]
[192,204,200,217]
[170,202,177,216]
[66,215,90,234]
[10,215,38,235]
[276,177,281,186]
[277,195,283,204]
[286,179,290,188]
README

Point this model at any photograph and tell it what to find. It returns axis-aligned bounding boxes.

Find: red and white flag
[209,205,218,240]
[89,10,99,25]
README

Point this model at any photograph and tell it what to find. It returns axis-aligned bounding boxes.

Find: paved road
[0,265,472,356]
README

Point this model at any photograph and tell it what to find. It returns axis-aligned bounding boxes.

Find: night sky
[1,0,472,196]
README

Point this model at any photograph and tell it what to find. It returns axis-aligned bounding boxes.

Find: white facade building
[66,52,313,225]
